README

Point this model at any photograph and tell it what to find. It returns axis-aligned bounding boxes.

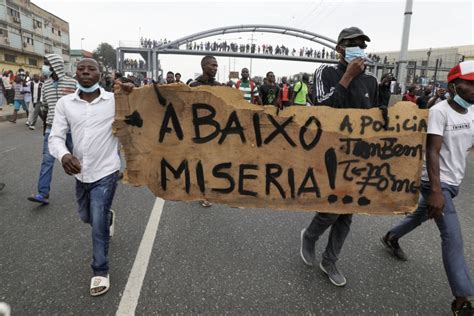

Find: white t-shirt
[421,100,474,185]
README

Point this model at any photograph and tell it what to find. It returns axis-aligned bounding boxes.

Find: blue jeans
[305,213,353,263]
[37,128,73,198]
[76,171,118,276]
[389,181,474,297]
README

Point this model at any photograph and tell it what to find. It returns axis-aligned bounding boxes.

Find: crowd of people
[184,41,339,59]
[1,69,47,131]
[140,37,169,49]
[1,26,473,316]
[123,58,147,70]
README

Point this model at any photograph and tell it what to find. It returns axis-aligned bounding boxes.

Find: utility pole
[398,0,413,95]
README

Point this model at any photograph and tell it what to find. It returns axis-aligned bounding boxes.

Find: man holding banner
[300,27,379,287]
[381,61,474,315]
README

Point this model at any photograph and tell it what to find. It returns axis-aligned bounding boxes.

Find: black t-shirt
[189,75,221,87]
[260,84,280,105]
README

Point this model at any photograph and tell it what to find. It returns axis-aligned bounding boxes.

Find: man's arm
[426,134,444,219]
[48,99,81,175]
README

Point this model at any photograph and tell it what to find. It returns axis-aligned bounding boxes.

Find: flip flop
[90,274,110,297]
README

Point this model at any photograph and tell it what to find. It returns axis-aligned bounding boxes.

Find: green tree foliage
[93,42,116,70]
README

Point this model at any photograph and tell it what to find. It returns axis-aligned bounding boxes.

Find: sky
[32,0,474,81]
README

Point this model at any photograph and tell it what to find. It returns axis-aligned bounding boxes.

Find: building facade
[370,45,474,85]
[0,0,70,75]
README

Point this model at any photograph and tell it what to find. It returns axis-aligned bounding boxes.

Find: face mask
[453,85,473,109]
[77,82,100,93]
[344,46,366,63]
[42,65,52,77]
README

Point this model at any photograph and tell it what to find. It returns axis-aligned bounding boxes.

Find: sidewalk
[0,104,28,122]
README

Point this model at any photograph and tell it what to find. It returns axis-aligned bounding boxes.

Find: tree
[93,42,116,70]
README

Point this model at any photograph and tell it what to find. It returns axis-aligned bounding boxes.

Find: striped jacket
[43,54,77,126]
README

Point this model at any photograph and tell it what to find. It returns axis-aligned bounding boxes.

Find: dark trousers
[305,213,353,263]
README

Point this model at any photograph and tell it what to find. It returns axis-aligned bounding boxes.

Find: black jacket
[313,61,379,109]
[189,75,221,87]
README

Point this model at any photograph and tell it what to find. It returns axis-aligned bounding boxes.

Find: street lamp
[81,37,85,50]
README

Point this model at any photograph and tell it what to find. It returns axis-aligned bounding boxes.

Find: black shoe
[300,228,315,266]
[452,300,474,316]
[381,233,408,261]
[0,183,5,191]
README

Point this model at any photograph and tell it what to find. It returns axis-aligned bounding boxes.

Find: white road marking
[0,147,16,155]
[116,198,165,316]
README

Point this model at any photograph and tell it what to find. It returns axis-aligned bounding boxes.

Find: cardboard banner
[113,84,427,215]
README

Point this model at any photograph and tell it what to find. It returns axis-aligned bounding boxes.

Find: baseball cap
[337,27,371,44]
[447,60,474,82]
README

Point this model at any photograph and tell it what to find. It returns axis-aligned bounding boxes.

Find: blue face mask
[42,65,52,77]
[344,46,366,63]
[77,82,100,93]
[453,85,473,109]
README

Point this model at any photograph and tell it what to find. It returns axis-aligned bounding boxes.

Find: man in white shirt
[49,58,120,297]
[381,61,474,315]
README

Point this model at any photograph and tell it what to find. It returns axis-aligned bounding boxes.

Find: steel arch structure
[158,24,337,50]
[116,24,339,80]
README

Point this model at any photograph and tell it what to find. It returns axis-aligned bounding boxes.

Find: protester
[27,54,76,205]
[235,67,262,105]
[175,72,183,83]
[259,71,280,107]
[415,86,432,109]
[166,71,175,84]
[0,74,5,111]
[279,76,292,107]
[26,74,44,130]
[378,73,393,107]
[8,77,28,123]
[189,55,221,88]
[427,87,448,108]
[402,85,417,103]
[381,61,474,315]
[189,55,221,207]
[49,58,120,297]
[292,73,312,106]
[2,71,14,105]
[301,26,379,287]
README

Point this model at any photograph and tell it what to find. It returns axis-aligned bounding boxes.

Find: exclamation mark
[325,148,338,203]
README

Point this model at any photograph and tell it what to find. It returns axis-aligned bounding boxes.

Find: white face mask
[42,65,52,77]
[344,46,366,63]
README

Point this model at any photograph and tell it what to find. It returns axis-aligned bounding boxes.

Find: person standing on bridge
[190,55,221,207]
[300,27,379,287]
[27,54,76,205]
[381,61,474,315]
[49,58,120,297]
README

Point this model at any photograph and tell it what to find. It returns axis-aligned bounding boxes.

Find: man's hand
[427,190,444,220]
[345,58,365,78]
[61,154,81,175]
[115,80,135,95]
[340,58,365,88]
[436,88,446,97]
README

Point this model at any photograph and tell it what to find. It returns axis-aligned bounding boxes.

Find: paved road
[0,117,473,315]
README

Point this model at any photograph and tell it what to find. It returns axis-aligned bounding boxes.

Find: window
[58,30,61,36]
[28,58,37,66]
[45,43,53,53]
[7,7,20,18]
[62,48,69,55]
[25,37,34,45]
[33,20,42,29]
[51,27,55,34]
[5,54,16,62]
[0,28,7,37]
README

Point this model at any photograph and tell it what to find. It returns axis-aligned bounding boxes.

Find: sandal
[90,274,110,296]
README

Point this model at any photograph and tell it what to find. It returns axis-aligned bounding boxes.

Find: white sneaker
[29,125,35,130]
[109,209,115,237]
[25,122,30,126]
